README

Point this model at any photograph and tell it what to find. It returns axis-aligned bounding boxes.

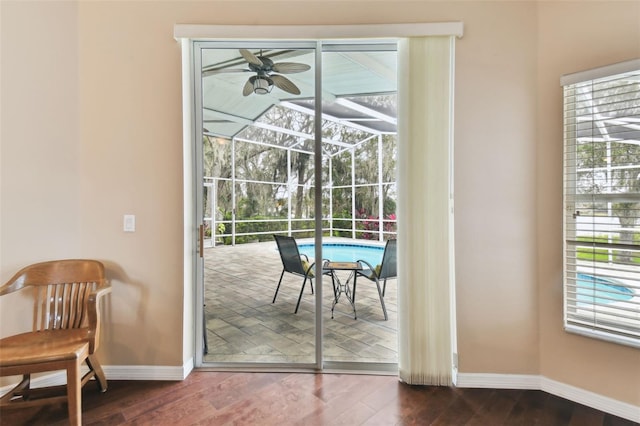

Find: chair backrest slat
[50,284,63,329]
[274,235,307,275]
[77,282,92,327]
[1,260,105,333]
[66,283,77,328]
[36,286,46,332]
[38,281,96,331]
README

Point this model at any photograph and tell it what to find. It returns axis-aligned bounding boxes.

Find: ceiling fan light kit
[252,76,272,95]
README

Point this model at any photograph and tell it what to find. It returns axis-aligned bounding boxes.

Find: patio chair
[272,235,332,314]
[354,239,397,320]
[0,259,111,426]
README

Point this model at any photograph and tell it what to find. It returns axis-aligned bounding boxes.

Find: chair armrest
[307,259,332,276]
[0,271,27,296]
[87,281,112,353]
[304,261,316,278]
[357,259,375,271]
[321,259,333,275]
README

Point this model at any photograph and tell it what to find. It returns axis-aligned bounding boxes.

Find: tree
[203,95,398,243]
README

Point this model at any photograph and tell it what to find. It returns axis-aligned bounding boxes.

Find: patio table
[323,261,362,320]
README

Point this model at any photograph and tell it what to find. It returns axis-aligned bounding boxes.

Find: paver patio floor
[203,239,397,365]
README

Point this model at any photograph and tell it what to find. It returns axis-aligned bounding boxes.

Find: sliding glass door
[193,40,398,369]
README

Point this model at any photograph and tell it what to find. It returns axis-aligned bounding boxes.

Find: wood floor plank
[1,371,637,425]
[539,394,579,425]
[466,388,524,425]
[504,389,549,424]
[296,374,384,424]
[396,383,444,424]
[569,404,606,426]
[429,392,477,425]
[361,394,402,425]
[328,401,377,425]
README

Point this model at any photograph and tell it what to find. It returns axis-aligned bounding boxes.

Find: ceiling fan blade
[270,74,301,95]
[242,77,256,96]
[202,68,250,77]
[240,49,263,67]
[271,62,311,74]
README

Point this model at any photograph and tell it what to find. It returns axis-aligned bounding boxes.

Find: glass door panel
[321,46,398,367]
[197,43,317,366]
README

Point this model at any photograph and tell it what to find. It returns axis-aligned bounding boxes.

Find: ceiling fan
[203,49,311,96]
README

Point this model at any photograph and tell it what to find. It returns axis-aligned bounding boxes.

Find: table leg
[345,271,357,319]
[331,270,357,320]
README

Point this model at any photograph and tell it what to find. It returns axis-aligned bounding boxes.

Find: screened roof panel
[322,51,397,96]
[200,47,397,144]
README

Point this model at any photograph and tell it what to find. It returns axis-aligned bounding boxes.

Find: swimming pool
[298,242,384,266]
[576,273,635,305]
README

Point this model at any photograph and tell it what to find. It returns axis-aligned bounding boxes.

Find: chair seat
[0,329,90,368]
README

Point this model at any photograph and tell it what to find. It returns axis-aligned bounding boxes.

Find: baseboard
[0,358,194,396]
[456,373,541,389]
[104,358,194,381]
[456,373,640,423]
[540,376,640,424]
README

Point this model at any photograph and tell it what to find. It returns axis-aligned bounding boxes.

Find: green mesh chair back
[272,234,315,313]
[274,234,307,276]
[378,239,397,279]
[353,239,397,320]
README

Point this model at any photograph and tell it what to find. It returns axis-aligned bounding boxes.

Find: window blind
[562,59,640,348]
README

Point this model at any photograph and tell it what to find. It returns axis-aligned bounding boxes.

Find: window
[562,59,640,348]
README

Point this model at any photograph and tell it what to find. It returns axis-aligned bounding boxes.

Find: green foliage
[203,96,399,244]
[329,209,353,237]
[220,216,288,244]
[576,235,640,264]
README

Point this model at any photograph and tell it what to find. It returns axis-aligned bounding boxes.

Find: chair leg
[374,278,388,320]
[87,354,108,392]
[66,359,82,426]
[382,278,387,297]
[17,374,31,399]
[0,374,31,404]
[294,277,309,314]
[272,269,286,303]
[352,274,358,320]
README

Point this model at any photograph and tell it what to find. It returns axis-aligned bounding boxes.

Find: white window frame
[561,58,640,348]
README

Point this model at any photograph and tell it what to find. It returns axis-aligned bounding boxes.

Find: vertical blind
[397,36,455,385]
[562,59,640,348]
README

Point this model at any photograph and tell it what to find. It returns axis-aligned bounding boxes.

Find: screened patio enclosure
[198,45,398,246]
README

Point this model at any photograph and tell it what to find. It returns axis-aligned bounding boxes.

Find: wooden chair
[0,259,111,426]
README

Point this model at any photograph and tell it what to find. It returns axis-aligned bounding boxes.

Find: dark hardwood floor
[1,371,637,425]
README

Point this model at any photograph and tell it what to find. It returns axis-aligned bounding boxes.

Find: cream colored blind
[397,36,456,385]
[562,59,640,348]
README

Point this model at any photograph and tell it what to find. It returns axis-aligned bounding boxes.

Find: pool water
[298,243,384,267]
[576,273,634,305]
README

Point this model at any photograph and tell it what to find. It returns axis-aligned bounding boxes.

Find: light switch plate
[123,214,136,232]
